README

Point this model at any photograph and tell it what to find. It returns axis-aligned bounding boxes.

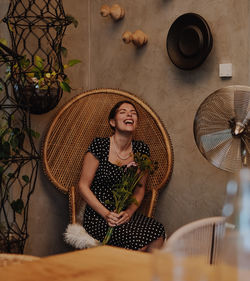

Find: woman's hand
[105,211,120,227]
[116,211,131,226]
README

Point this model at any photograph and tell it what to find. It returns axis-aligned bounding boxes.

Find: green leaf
[60,46,68,57]
[63,77,70,84]
[54,63,60,72]
[19,55,30,68]
[7,173,14,178]
[38,77,45,87]
[0,142,10,160]
[0,128,9,140]
[11,199,24,214]
[12,128,20,135]
[22,175,29,183]
[17,132,25,149]
[26,128,40,139]
[60,81,71,92]
[0,166,4,175]
[7,21,13,32]
[66,15,78,28]
[34,55,44,69]
[9,128,25,150]
[105,200,114,206]
[68,59,81,67]
[0,38,7,46]
[10,135,19,150]
[5,71,11,80]
[29,66,40,73]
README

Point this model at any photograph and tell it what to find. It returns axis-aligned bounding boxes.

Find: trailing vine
[0,41,40,253]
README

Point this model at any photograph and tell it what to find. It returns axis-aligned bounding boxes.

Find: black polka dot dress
[83,137,166,250]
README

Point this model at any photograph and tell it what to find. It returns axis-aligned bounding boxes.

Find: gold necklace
[112,136,132,160]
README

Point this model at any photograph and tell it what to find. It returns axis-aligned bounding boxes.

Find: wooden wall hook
[122,30,148,47]
[100,4,125,21]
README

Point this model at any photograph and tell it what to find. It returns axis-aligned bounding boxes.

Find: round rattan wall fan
[194,85,250,173]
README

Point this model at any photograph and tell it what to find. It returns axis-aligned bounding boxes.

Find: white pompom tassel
[64,224,100,249]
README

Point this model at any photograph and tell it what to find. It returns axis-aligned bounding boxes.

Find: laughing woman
[78,100,166,252]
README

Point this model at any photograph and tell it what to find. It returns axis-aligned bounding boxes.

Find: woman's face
[110,103,138,133]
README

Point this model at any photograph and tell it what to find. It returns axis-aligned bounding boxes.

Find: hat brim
[166,13,213,70]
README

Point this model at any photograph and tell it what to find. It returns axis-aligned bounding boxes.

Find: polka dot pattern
[83,137,166,250]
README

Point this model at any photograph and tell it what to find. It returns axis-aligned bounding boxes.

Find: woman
[79,100,165,251]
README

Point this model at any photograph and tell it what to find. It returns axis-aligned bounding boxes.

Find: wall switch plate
[219,63,232,78]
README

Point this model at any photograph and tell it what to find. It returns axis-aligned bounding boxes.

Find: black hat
[166,13,213,70]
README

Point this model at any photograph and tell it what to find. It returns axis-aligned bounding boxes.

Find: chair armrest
[69,186,76,224]
[148,188,158,217]
[138,187,159,218]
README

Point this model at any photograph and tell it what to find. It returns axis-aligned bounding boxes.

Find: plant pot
[13,84,62,114]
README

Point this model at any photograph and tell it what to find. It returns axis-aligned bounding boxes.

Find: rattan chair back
[43,88,173,222]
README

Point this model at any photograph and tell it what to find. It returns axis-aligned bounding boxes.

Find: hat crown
[178,25,204,57]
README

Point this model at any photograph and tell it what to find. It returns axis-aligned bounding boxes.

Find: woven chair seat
[42,88,174,248]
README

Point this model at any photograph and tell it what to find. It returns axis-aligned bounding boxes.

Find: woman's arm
[79,152,119,227]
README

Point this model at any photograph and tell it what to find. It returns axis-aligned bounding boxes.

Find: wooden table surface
[0,246,152,281]
[0,245,249,281]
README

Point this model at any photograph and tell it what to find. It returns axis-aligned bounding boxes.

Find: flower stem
[102,226,114,245]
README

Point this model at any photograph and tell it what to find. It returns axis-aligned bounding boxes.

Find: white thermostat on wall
[219,63,232,78]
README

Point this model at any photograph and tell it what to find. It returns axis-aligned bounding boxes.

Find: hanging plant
[12,54,81,93]
[4,0,81,114]
[11,53,81,114]
[0,110,40,253]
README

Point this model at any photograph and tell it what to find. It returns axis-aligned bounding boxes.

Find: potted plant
[11,53,81,114]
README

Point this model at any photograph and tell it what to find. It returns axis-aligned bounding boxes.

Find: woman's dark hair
[108,100,139,131]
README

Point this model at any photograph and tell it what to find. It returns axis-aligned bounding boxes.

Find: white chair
[164,216,226,265]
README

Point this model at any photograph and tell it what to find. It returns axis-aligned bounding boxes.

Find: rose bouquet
[102,152,158,245]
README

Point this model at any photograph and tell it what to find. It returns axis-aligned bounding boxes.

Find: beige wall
[1,0,249,256]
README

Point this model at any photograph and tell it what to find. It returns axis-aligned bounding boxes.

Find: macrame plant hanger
[3,0,72,114]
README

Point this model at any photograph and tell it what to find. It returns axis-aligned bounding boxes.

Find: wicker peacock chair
[42,88,174,248]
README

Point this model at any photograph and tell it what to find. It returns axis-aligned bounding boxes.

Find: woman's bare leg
[139,236,164,252]
[146,236,164,252]
[138,245,148,252]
